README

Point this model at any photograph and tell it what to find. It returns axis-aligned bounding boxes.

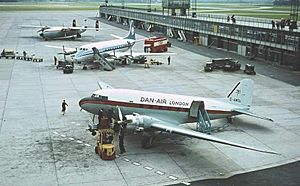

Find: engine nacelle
[125,113,154,130]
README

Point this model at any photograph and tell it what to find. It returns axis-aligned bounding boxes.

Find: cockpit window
[91,94,108,101]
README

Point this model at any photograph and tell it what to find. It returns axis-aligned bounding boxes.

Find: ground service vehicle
[244,64,256,75]
[63,65,74,74]
[204,58,240,72]
[132,55,147,64]
[1,50,15,59]
[95,118,115,160]
[57,60,72,69]
[144,36,168,53]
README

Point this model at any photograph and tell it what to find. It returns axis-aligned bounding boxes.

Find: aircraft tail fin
[227,79,254,108]
[123,20,135,40]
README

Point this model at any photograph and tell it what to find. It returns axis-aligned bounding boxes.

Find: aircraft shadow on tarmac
[230,117,273,132]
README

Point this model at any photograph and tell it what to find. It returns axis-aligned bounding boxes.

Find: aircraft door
[189,101,203,118]
[189,100,211,133]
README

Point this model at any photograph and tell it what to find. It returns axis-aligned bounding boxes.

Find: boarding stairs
[177,30,187,42]
[92,47,115,71]
[189,101,212,134]
[147,24,153,32]
[167,27,174,38]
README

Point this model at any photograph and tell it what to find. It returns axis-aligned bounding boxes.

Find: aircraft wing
[150,122,278,154]
[19,25,45,29]
[45,45,77,55]
[232,108,273,122]
[62,26,98,31]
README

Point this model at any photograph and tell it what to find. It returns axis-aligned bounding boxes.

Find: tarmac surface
[1,11,300,186]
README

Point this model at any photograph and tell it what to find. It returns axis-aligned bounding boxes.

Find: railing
[100,6,300,51]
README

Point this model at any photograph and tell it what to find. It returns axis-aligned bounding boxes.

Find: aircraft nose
[79,97,90,109]
[39,32,44,37]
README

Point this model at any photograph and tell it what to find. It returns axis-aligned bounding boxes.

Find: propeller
[58,45,77,56]
[116,106,142,131]
[116,106,124,123]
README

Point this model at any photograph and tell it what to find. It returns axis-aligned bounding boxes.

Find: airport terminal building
[99,3,300,70]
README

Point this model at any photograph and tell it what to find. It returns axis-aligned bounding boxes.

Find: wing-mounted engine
[116,106,157,148]
[125,113,154,132]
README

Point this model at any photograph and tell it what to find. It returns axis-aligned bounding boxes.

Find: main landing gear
[142,135,155,149]
[227,117,233,124]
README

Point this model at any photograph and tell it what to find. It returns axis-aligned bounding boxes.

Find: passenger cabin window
[91,94,108,101]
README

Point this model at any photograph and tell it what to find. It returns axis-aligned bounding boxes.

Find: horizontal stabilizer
[233,108,273,122]
[45,45,77,55]
[110,34,123,39]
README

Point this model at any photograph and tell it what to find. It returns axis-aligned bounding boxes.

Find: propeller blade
[116,106,123,122]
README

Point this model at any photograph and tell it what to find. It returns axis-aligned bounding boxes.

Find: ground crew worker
[95,20,99,31]
[61,100,68,115]
[54,56,57,65]
[119,123,127,154]
[23,51,27,59]
[72,19,76,27]
[1,49,5,57]
[107,108,114,124]
[97,109,104,128]
[168,56,171,65]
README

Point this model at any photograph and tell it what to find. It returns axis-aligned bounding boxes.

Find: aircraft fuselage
[39,28,86,40]
[73,39,135,63]
[79,89,243,124]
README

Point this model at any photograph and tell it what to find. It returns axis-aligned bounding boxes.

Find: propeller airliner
[79,79,277,155]
[20,20,99,40]
[46,20,174,67]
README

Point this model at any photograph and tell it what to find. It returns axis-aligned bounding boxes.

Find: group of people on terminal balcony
[227,15,236,24]
[272,18,296,30]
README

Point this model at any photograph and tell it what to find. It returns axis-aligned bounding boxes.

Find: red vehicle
[144,36,168,53]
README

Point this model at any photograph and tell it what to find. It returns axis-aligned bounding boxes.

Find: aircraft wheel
[227,117,233,124]
[141,135,154,149]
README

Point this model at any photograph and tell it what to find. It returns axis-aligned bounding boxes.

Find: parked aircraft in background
[79,79,277,154]
[20,19,99,40]
[46,21,174,65]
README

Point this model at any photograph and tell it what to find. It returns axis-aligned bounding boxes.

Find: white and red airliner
[79,79,277,154]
